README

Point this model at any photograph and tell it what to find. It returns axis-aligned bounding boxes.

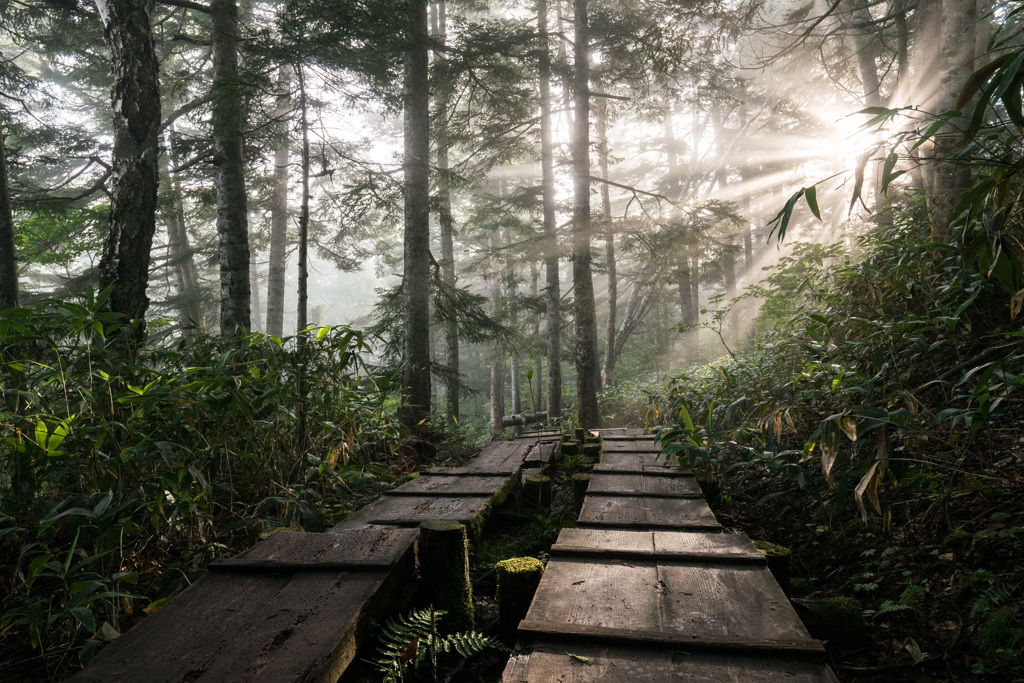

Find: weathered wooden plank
[523,440,558,469]
[552,529,763,561]
[578,494,720,530]
[601,439,663,453]
[517,621,825,656]
[549,528,764,565]
[224,527,416,567]
[426,439,533,475]
[71,562,413,682]
[503,643,839,681]
[595,428,651,440]
[337,495,495,536]
[586,473,702,498]
[596,451,681,472]
[385,474,514,497]
[522,558,814,646]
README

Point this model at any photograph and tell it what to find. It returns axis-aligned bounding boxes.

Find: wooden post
[571,473,591,503]
[418,521,474,631]
[582,442,601,462]
[495,557,545,644]
[753,540,791,596]
[523,474,553,507]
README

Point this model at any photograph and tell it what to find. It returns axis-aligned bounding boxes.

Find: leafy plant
[371,607,505,682]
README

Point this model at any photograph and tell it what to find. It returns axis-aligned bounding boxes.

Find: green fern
[371,607,506,682]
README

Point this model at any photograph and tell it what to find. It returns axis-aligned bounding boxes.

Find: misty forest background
[3,0,1024,680]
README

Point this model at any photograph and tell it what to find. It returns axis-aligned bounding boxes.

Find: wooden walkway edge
[503,428,839,682]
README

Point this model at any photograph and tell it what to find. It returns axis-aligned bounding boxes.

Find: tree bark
[538,0,562,422]
[163,129,205,335]
[95,0,161,339]
[434,0,460,423]
[572,0,600,429]
[402,0,432,431]
[266,66,291,339]
[211,0,251,336]
[489,259,506,437]
[596,97,616,388]
[930,0,977,242]
[530,262,544,412]
[0,117,18,309]
[296,65,310,339]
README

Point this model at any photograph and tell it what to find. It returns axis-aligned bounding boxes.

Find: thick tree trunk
[265,66,291,339]
[434,0,460,423]
[572,0,600,429]
[402,0,432,431]
[96,0,161,339]
[596,97,616,388]
[0,118,19,308]
[250,256,262,332]
[931,0,977,242]
[211,0,251,336]
[538,0,562,422]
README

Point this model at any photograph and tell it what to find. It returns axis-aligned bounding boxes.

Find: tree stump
[560,439,579,456]
[582,442,601,462]
[523,473,552,507]
[495,556,545,644]
[571,473,591,503]
[418,521,474,632]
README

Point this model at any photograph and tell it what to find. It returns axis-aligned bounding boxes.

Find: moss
[561,440,580,456]
[582,443,601,461]
[753,540,792,557]
[803,596,865,640]
[944,529,973,552]
[495,557,545,643]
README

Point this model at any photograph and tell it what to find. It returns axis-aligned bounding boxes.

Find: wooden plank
[523,440,558,469]
[578,494,721,530]
[71,558,414,682]
[427,439,533,475]
[385,474,513,496]
[587,473,702,498]
[226,527,416,567]
[517,621,825,656]
[595,428,651,440]
[338,495,495,534]
[552,529,763,561]
[602,439,663,453]
[596,451,680,471]
[521,558,814,646]
[503,642,839,681]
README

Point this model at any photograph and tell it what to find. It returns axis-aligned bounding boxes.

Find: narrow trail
[70,429,837,682]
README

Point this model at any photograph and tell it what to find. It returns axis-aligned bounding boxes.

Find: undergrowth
[0,295,414,679]
[651,212,1024,680]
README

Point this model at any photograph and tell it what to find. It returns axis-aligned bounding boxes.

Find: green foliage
[0,295,404,675]
[371,607,505,683]
[653,217,1024,521]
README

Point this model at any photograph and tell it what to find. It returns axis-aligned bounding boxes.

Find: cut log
[503,411,548,427]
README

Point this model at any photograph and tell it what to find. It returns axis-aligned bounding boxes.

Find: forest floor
[709,444,1024,682]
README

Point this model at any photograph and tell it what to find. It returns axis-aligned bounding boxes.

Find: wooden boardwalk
[70,436,544,683]
[503,428,839,682]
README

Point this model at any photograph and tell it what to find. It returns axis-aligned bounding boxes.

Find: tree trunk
[572,0,600,429]
[596,97,616,388]
[266,66,291,339]
[930,0,977,242]
[402,0,432,431]
[211,0,251,336]
[296,65,310,339]
[95,0,161,339]
[250,255,262,332]
[538,0,562,422]
[530,263,544,412]
[434,0,460,423]
[0,117,19,308]
[163,129,205,336]
[489,265,506,437]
